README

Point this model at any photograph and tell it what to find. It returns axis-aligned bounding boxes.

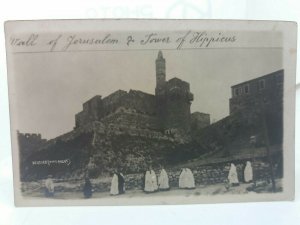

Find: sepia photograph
[4,20,296,206]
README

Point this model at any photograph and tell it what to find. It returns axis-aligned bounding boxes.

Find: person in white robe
[158,168,169,191]
[45,175,55,197]
[151,170,158,191]
[185,168,195,189]
[144,169,158,193]
[244,161,253,183]
[179,168,195,189]
[110,173,119,195]
[144,170,152,192]
[117,172,125,194]
[179,168,186,188]
[228,163,239,186]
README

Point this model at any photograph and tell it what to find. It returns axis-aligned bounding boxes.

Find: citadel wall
[18,132,47,155]
[75,95,103,128]
[75,90,156,129]
[17,132,48,180]
[191,112,210,130]
[101,108,159,131]
[163,78,194,131]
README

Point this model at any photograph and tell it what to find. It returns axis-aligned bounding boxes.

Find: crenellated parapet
[17,131,47,160]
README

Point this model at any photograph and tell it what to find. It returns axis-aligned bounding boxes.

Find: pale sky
[10,48,282,139]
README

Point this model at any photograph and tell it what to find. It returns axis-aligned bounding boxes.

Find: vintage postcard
[4,19,297,206]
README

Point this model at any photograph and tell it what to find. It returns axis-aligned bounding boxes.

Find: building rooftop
[231,69,284,88]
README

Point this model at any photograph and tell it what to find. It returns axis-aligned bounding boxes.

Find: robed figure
[158,168,170,191]
[179,168,195,189]
[44,175,55,197]
[117,173,125,194]
[110,173,119,195]
[244,161,253,183]
[144,170,158,193]
[83,177,93,198]
[228,163,239,186]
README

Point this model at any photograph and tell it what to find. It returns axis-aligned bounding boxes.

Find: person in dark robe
[117,173,125,194]
[83,177,93,198]
[142,170,146,190]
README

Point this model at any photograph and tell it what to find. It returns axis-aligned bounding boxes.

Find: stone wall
[228,70,283,146]
[123,160,276,191]
[18,132,48,180]
[164,78,194,131]
[75,89,157,128]
[166,77,190,92]
[101,109,159,131]
[102,90,156,117]
[75,95,103,128]
[22,158,279,194]
[18,132,47,155]
[229,70,283,115]
[191,112,210,130]
[166,160,275,187]
[102,90,127,107]
[90,159,278,192]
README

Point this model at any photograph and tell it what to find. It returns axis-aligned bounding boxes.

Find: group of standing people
[179,168,195,189]
[116,161,253,194]
[227,161,253,186]
[84,171,126,198]
[83,171,126,198]
[143,167,170,193]
[43,161,254,198]
[110,172,125,195]
[142,167,196,193]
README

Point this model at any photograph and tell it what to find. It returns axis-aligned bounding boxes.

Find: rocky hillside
[20,109,283,181]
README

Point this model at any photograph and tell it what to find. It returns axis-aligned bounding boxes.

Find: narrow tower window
[258,79,265,90]
[244,84,249,94]
[234,88,239,96]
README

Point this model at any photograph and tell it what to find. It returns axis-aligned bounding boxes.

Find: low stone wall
[123,160,274,191]
[167,160,274,188]
[91,159,277,192]
[23,159,278,194]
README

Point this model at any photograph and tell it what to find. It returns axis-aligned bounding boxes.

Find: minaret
[155,50,166,95]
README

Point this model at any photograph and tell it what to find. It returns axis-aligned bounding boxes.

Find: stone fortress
[74,50,210,140]
[17,51,284,183]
